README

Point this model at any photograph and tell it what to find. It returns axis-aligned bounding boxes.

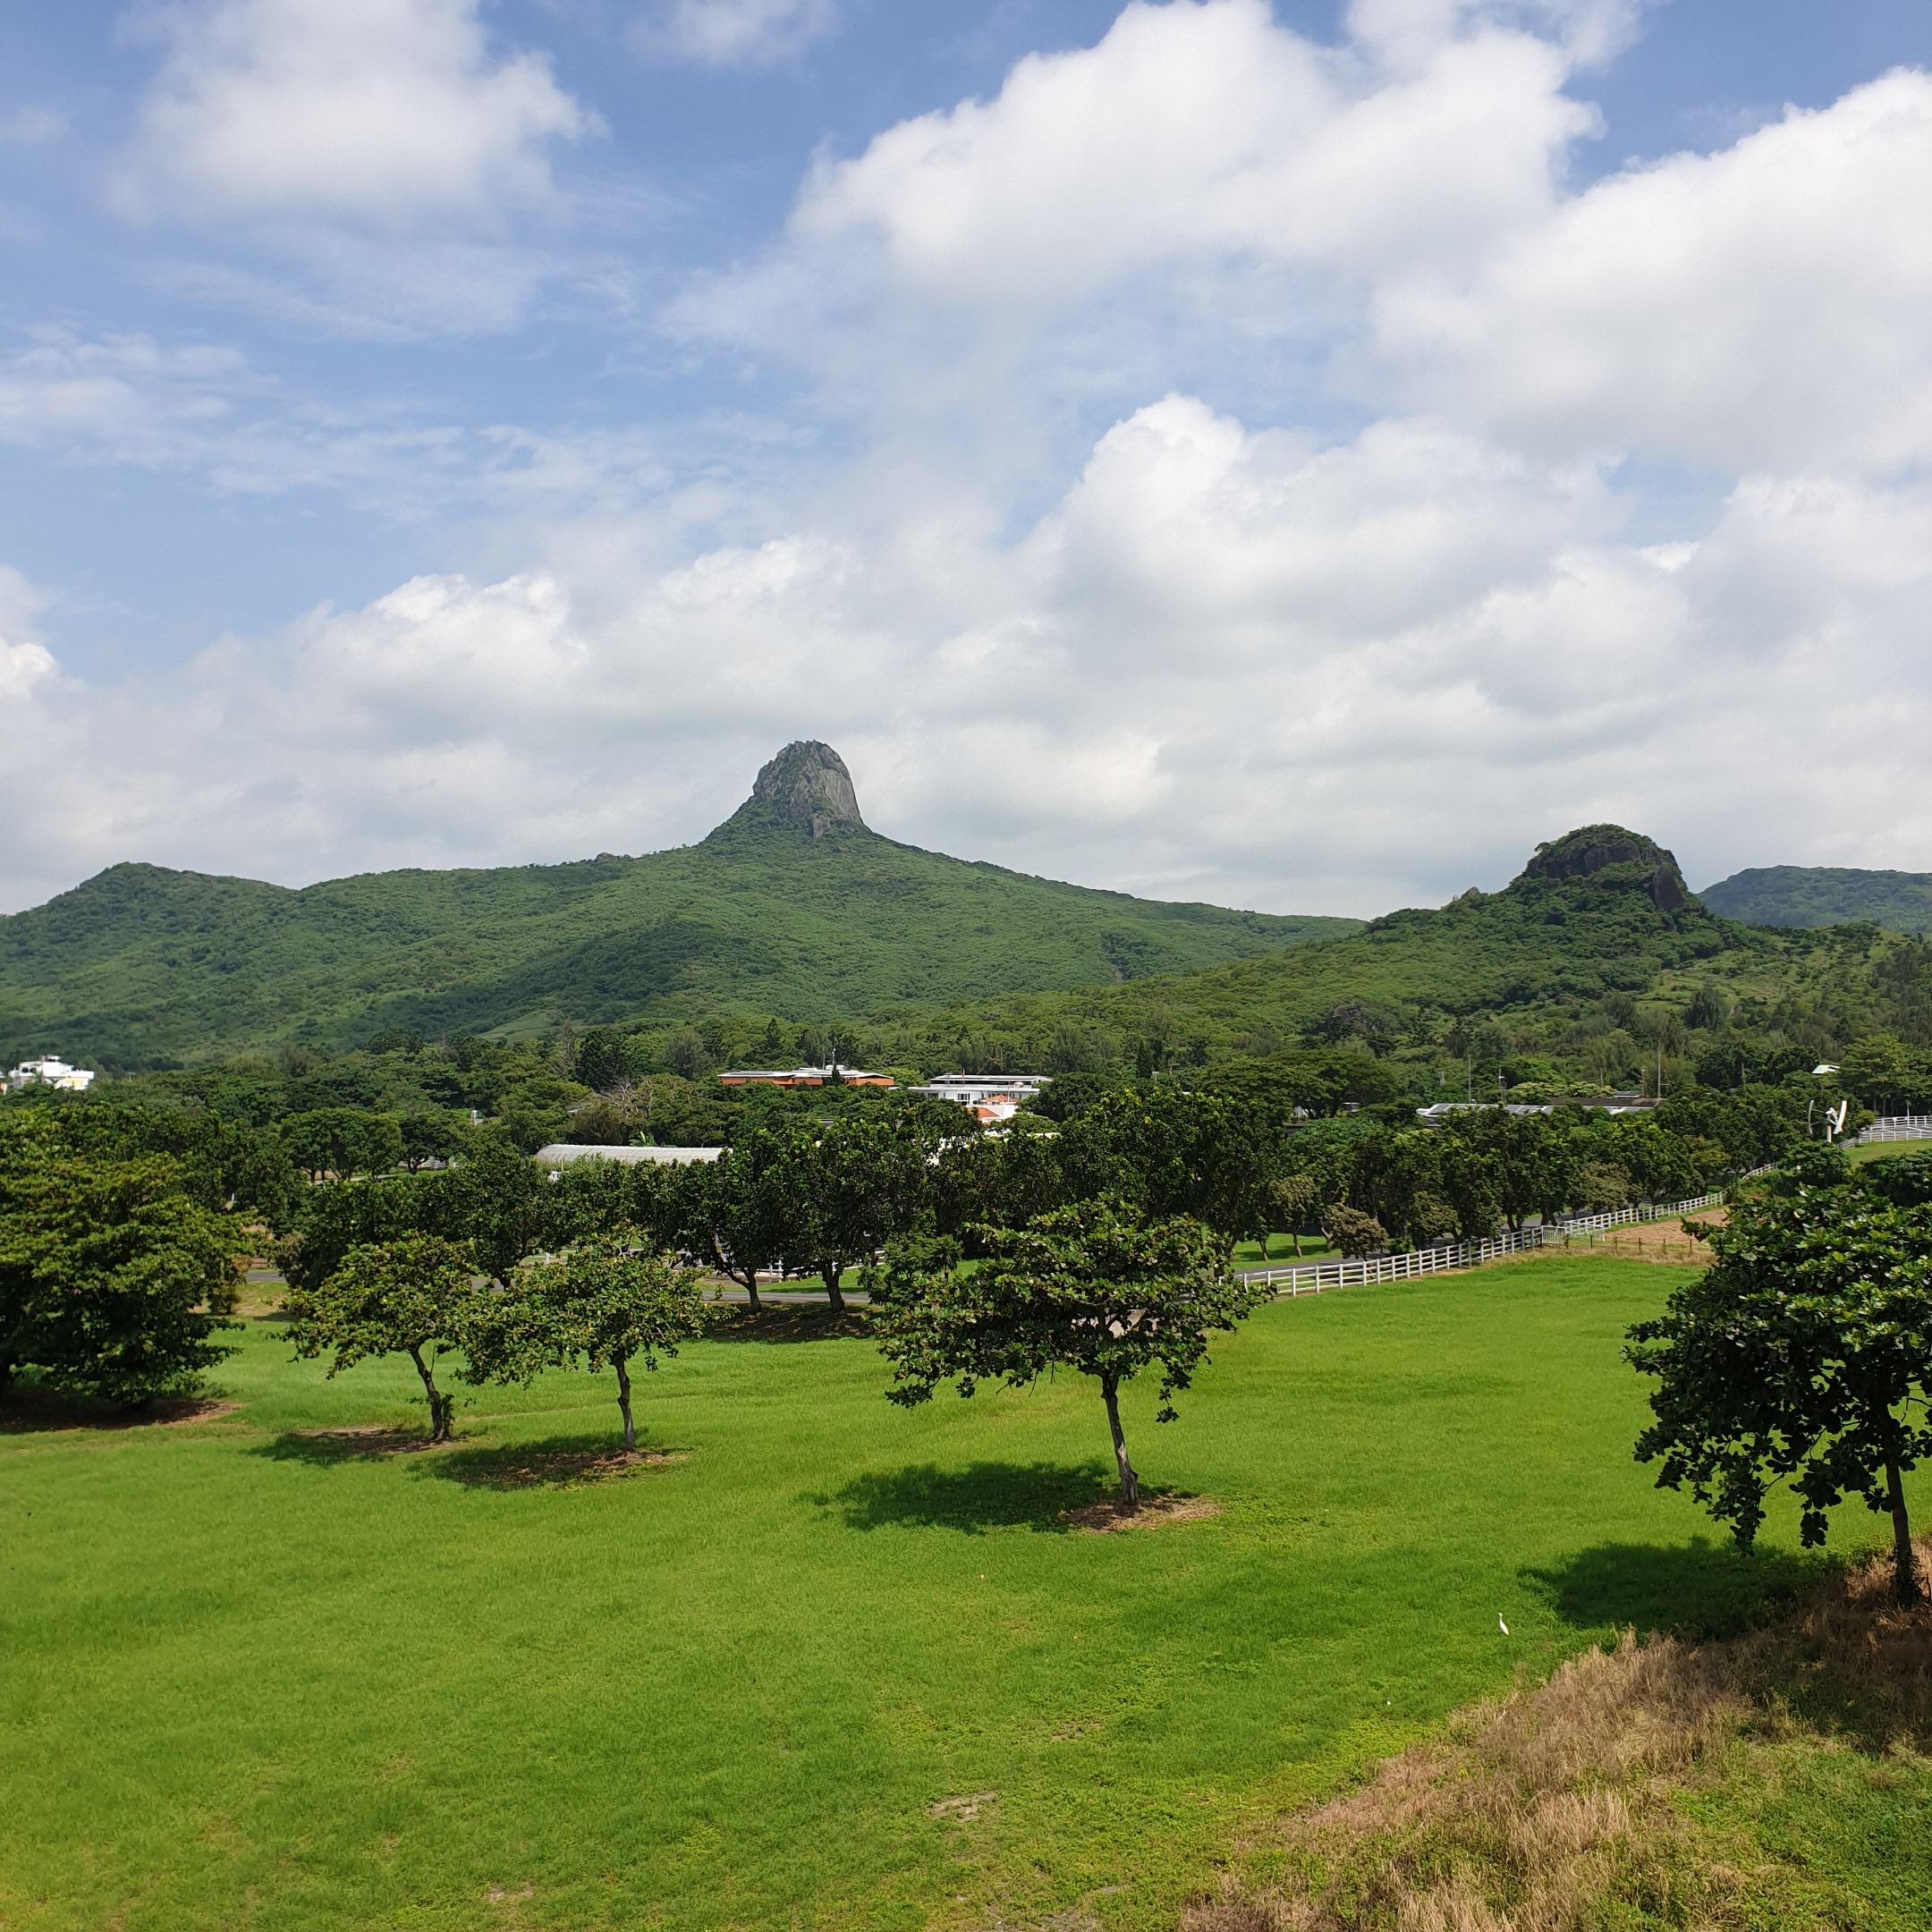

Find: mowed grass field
[4,1254,1919,1932]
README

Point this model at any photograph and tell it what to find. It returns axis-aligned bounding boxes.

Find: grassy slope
[0,825,1357,1066]
[1701,863,1932,934]
[4,1255,1920,1932]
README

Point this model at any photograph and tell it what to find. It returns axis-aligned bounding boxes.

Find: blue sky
[2,0,1929,914]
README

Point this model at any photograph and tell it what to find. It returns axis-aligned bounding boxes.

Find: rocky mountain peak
[737,741,866,840]
[1516,825,1693,912]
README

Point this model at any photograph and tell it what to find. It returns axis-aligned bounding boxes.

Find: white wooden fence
[1851,1114,1932,1145]
[1238,1188,1730,1300]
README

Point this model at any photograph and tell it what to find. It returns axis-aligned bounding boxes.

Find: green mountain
[905,826,1927,1073]
[0,741,1358,1069]
[1699,865,1932,935]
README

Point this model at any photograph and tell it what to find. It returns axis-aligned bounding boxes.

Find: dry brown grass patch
[1062,1493,1222,1534]
[1182,1538,1932,1932]
[445,1445,690,1490]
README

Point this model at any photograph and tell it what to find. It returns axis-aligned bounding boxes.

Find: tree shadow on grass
[1,1385,239,1435]
[703,1304,871,1344]
[253,1425,445,1464]
[252,1427,689,1489]
[816,1461,1120,1534]
[423,1435,690,1490]
[1524,1537,1828,1640]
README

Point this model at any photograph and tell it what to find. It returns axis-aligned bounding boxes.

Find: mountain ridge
[1700,864,1932,935]
[0,743,1358,1068]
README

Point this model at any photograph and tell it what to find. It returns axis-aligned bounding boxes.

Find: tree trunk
[822,1261,845,1314]
[614,1352,636,1453]
[1885,1456,1922,1606]
[1101,1375,1140,1511]
[744,1270,761,1313]
[407,1345,452,1443]
[1289,1228,1302,1258]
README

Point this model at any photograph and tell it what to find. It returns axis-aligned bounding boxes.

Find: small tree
[1627,1148,1932,1605]
[470,1231,710,1450]
[1267,1173,1320,1259]
[286,1234,479,1442]
[873,1197,1259,1509]
[1321,1203,1387,1259]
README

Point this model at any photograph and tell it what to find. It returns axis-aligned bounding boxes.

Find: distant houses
[716,1065,894,1089]
[5,1055,97,1093]
[911,1072,1052,1124]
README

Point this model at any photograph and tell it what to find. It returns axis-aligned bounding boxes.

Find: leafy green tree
[286,1234,479,1442]
[1431,1139,1501,1241]
[1685,986,1730,1031]
[1321,1203,1387,1260]
[398,1112,468,1173]
[1340,1130,1443,1247]
[1438,1111,1566,1233]
[572,1028,632,1093]
[0,1121,242,1406]
[455,1130,550,1288]
[541,1154,651,1249]
[1571,1160,1635,1214]
[1267,1172,1321,1258]
[1836,1033,1926,1115]
[281,1108,403,1182]
[277,1171,463,1295]
[1627,1148,1932,1605]
[663,1134,791,1310]
[873,1198,1258,1509]
[469,1232,710,1451]
[1597,1117,1699,1204]
[1059,1087,1276,1244]
[775,1115,932,1311]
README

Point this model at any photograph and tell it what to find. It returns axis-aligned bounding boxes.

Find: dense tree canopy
[1628,1147,1932,1604]
[0,1114,243,1407]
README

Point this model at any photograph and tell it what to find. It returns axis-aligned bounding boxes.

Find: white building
[5,1055,97,1093]
[533,1143,723,1167]
[911,1073,1052,1107]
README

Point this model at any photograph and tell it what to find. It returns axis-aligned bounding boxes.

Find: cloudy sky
[2,0,1929,918]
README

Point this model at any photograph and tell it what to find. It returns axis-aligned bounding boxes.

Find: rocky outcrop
[1516,826,1693,912]
[738,741,866,840]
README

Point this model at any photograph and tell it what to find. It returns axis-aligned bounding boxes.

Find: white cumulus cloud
[115,0,597,227]
[1369,68,1932,473]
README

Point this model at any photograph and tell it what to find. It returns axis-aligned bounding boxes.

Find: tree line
[7,1079,1929,1581]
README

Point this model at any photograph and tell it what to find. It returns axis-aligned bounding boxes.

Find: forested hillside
[0,742,1355,1069]
[1701,864,1932,934]
[902,826,1932,1093]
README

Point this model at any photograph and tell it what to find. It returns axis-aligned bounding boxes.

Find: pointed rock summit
[730,741,867,841]
[1515,825,1693,912]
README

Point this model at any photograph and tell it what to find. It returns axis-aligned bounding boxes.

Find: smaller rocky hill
[1517,826,1693,912]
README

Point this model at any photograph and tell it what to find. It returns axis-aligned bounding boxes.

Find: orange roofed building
[716,1064,895,1089]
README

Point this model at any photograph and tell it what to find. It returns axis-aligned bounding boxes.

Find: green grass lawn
[3,1254,1919,1932]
